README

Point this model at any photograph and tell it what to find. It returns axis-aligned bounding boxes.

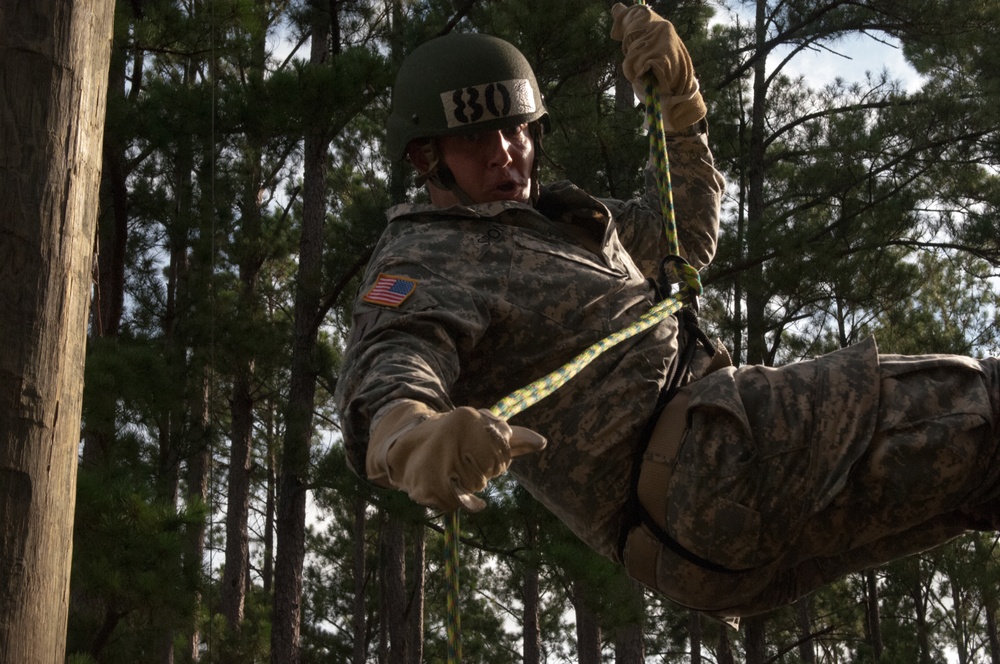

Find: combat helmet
[385,32,549,163]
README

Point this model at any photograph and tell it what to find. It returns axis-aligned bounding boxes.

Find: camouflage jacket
[335,128,725,558]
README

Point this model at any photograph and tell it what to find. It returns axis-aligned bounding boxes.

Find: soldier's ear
[406,140,433,174]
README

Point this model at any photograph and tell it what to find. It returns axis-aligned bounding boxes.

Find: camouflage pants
[627,337,1000,617]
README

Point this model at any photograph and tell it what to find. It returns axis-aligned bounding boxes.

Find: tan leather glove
[367,400,547,512]
[611,2,707,130]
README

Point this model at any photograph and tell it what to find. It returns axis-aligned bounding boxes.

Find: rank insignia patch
[363,274,418,307]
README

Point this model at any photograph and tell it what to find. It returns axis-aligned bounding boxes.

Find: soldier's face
[434,123,534,205]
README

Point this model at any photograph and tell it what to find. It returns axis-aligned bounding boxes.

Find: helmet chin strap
[412,140,477,206]
[428,166,478,207]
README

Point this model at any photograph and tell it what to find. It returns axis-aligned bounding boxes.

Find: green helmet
[385,33,549,162]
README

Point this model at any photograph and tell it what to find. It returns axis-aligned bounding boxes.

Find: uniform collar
[386,181,612,226]
[386,199,534,223]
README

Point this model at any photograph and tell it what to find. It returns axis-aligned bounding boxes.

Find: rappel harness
[442,32,711,662]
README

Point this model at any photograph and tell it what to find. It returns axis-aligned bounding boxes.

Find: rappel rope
[443,48,703,664]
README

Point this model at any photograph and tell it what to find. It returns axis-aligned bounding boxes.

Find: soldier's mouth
[495,179,526,194]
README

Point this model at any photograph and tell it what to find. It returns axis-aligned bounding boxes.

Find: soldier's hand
[366,400,546,512]
[610,2,706,130]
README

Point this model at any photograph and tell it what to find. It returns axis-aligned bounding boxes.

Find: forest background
[55,0,1000,661]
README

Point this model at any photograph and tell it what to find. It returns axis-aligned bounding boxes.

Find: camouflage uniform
[631,341,1000,616]
[335,125,1000,617]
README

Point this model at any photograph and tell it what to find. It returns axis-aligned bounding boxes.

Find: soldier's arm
[609,122,724,277]
[335,268,487,480]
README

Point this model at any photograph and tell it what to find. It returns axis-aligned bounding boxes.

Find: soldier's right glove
[610,2,707,130]
[366,399,547,512]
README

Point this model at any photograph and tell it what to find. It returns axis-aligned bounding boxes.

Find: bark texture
[0,0,115,661]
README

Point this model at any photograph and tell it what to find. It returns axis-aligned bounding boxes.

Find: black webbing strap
[617,306,747,575]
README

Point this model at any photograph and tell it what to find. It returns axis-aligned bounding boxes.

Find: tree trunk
[153,62,195,662]
[744,0,771,366]
[987,600,1000,664]
[221,359,255,633]
[386,0,410,208]
[950,562,970,664]
[572,581,602,664]
[183,371,211,663]
[864,570,884,660]
[263,403,276,596]
[381,512,408,662]
[731,105,748,366]
[717,624,736,664]
[352,494,368,664]
[90,21,129,344]
[915,596,933,664]
[688,610,702,664]
[522,519,541,664]
[613,580,645,664]
[614,620,645,664]
[744,615,767,664]
[975,537,1000,664]
[81,0,132,470]
[0,0,115,660]
[910,565,934,664]
[795,596,816,664]
[221,0,269,635]
[406,520,425,664]
[271,3,331,662]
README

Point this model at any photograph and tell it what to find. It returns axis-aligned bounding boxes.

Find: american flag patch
[363,273,417,307]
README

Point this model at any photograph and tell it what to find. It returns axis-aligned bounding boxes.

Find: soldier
[335,4,1000,617]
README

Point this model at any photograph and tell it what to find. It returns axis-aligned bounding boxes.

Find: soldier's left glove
[610,2,707,130]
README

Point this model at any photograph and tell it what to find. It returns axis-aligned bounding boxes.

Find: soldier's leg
[726,511,974,617]
[793,352,1000,554]
[641,341,1000,616]
[733,352,1000,615]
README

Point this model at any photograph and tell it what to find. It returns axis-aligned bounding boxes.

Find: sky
[708,0,926,92]
[779,32,925,92]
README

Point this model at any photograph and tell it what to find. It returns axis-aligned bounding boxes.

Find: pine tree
[271,0,389,658]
